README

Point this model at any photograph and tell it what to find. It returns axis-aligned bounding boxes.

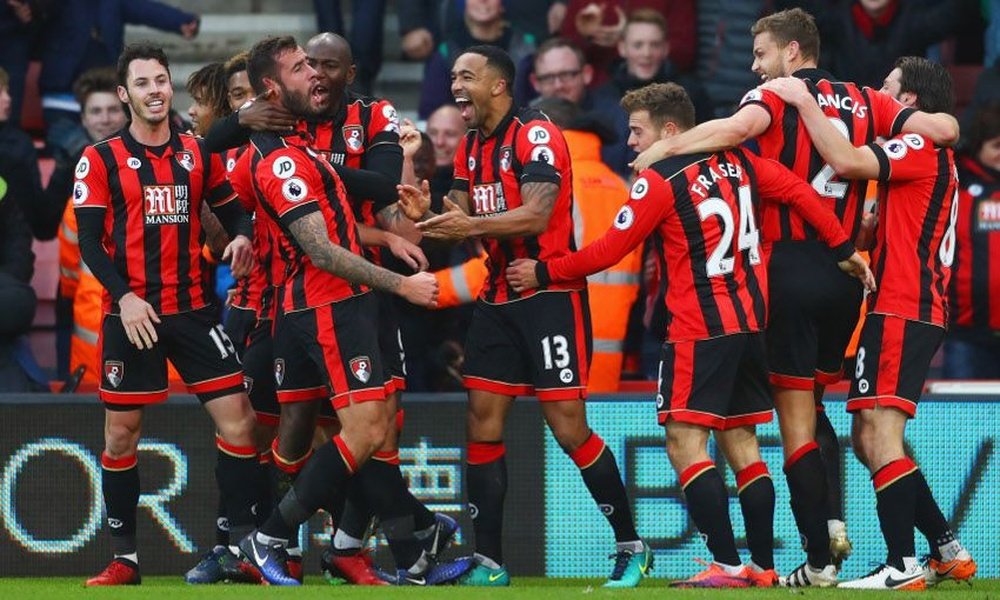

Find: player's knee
[104,423,140,457]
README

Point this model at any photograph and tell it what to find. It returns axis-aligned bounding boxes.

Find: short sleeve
[72,145,111,211]
[451,135,470,190]
[367,99,401,146]
[739,87,784,122]
[256,149,324,228]
[865,87,916,139]
[205,151,238,207]
[514,119,567,185]
[869,133,937,185]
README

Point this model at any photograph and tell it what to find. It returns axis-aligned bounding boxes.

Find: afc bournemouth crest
[175,150,195,172]
[104,360,124,388]
[349,356,371,383]
[274,358,285,386]
[500,146,512,172]
[343,125,363,152]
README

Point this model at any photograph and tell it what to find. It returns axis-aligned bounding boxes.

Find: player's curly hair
[751,8,820,62]
[620,82,695,131]
[224,51,249,82]
[186,62,232,118]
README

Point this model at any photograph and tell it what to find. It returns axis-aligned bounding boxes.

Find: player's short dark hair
[533,37,587,72]
[187,62,233,117]
[964,102,1000,157]
[894,56,954,114]
[461,45,515,97]
[530,96,580,129]
[72,67,120,108]
[224,51,249,82]
[117,43,170,87]
[621,82,695,131]
[752,8,820,62]
[626,8,668,38]
[247,35,299,95]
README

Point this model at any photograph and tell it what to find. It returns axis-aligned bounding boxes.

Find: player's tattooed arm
[289,212,439,306]
[376,203,422,243]
[419,181,558,240]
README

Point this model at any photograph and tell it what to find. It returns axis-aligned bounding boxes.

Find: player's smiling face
[451,52,497,129]
[751,32,787,82]
[120,58,173,125]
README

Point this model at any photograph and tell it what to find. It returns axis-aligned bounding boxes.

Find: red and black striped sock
[101,452,139,558]
[873,457,918,570]
[571,433,639,543]
[784,442,831,566]
[679,461,740,567]
[737,461,774,570]
[467,441,507,566]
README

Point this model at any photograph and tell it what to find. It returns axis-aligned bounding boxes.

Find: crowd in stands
[1,0,1000,392]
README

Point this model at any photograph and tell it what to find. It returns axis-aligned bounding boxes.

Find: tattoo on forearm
[378,203,404,226]
[288,213,402,293]
[448,190,470,214]
[521,182,559,215]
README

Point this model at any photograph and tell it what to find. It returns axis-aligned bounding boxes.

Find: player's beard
[279,81,319,119]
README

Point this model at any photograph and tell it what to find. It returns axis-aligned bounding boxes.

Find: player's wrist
[831,240,856,262]
[535,261,551,287]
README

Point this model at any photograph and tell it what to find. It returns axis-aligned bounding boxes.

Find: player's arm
[356,224,428,271]
[507,175,668,291]
[204,96,296,153]
[899,110,960,148]
[631,104,772,172]
[762,77,880,180]
[205,154,254,276]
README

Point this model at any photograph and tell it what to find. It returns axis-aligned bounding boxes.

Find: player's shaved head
[306,32,353,64]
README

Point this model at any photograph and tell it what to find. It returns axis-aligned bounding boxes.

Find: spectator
[696,0,767,117]
[38,0,198,158]
[946,102,1000,379]
[52,67,126,385]
[419,0,537,118]
[532,96,641,392]
[591,9,711,177]
[224,51,254,113]
[0,0,46,128]
[0,66,47,240]
[559,0,697,87]
[426,104,465,203]
[0,170,38,392]
[399,0,447,61]
[314,0,386,95]
[529,37,597,110]
[786,0,970,89]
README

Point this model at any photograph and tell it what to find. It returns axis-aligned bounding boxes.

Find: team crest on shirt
[499,146,512,171]
[104,360,124,388]
[274,358,285,386]
[468,156,476,171]
[349,356,372,383]
[343,125,364,152]
[175,150,195,172]
[382,104,400,133]
[226,157,237,172]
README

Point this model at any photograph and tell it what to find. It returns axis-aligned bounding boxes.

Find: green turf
[0,577,995,599]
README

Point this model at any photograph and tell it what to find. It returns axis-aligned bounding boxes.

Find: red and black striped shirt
[229,131,367,312]
[74,129,236,315]
[452,106,583,303]
[298,93,400,264]
[225,145,277,321]
[950,156,1000,331]
[740,70,914,243]
[867,133,958,326]
[544,149,852,342]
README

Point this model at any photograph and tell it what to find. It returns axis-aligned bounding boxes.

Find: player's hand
[630,138,673,172]
[506,258,540,292]
[119,292,161,350]
[401,27,434,60]
[398,271,439,307]
[397,180,432,221]
[386,232,429,272]
[854,212,877,251]
[839,252,877,293]
[238,96,295,131]
[223,234,254,279]
[761,76,811,107]
[399,119,422,159]
[225,288,237,307]
[416,197,473,240]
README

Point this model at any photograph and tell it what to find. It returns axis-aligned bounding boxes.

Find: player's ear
[346,63,357,86]
[117,85,129,104]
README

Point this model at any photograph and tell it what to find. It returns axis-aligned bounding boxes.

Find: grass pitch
[0,577,996,599]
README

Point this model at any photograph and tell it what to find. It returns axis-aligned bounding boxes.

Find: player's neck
[788,59,818,76]
[129,118,171,147]
[481,98,513,137]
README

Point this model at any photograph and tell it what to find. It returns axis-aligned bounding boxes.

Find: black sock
[570,433,639,543]
[467,442,507,566]
[912,469,954,560]
[355,458,423,570]
[814,409,843,521]
[215,496,229,547]
[737,462,775,570]
[784,442,831,566]
[261,436,355,540]
[873,458,918,570]
[101,453,139,558]
[255,455,274,528]
[679,461,740,566]
[215,440,264,542]
[409,491,437,531]
[335,488,373,547]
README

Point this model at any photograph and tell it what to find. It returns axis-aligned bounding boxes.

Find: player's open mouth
[455,97,473,121]
[146,98,165,110]
[311,84,328,105]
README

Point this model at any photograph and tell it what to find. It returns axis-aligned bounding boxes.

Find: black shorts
[376,292,406,393]
[657,332,773,430]
[462,290,591,401]
[272,293,385,410]
[766,241,863,390]
[847,313,944,418]
[242,318,279,425]
[224,305,258,354]
[99,306,244,406]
